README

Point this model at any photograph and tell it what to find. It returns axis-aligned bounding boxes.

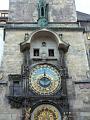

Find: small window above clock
[34,49,39,56]
[48,49,54,57]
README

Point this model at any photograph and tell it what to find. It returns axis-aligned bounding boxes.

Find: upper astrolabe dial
[29,64,61,95]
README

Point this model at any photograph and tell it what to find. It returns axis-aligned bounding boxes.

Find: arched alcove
[30,29,61,45]
[29,29,69,59]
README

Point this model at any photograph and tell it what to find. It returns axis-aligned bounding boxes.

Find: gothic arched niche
[30,30,59,59]
[31,104,61,120]
[30,29,60,45]
[29,29,69,60]
[41,7,44,17]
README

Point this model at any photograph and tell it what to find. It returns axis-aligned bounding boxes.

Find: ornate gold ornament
[24,108,31,120]
[31,104,61,120]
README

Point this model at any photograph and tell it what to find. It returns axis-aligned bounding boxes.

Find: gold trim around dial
[29,64,61,95]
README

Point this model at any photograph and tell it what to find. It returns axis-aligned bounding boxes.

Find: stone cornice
[0,22,85,31]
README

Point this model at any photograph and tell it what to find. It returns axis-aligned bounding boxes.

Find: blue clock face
[29,64,61,95]
[39,77,51,88]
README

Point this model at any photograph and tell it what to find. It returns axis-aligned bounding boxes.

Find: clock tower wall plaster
[9,0,77,22]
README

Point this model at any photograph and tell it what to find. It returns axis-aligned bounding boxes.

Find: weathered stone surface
[65,32,89,81]
[9,0,77,22]
[0,85,22,120]
[1,30,31,81]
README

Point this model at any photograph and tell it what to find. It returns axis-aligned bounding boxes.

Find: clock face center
[39,77,51,88]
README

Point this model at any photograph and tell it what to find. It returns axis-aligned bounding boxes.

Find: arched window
[41,7,44,17]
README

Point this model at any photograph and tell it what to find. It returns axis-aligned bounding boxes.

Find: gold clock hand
[44,69,46,77]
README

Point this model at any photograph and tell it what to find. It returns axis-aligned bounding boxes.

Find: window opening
[34,49,39,56]
[48,49,54,57]
[41,7,44,17]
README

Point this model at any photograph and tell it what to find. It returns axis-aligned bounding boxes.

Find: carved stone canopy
[20,29,69,52]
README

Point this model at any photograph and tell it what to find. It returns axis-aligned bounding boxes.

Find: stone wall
[64,31,89,81]
[74,84,90,120]
[0,28,90,120]
[9,0,77,22]
[2,30,32,81]
[0,85,22,120]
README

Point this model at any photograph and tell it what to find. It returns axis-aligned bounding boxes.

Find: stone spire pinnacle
[38,0,46,6]
[37,0,48,27]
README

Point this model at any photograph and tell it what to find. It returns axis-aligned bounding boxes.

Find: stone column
[59,49,65,68]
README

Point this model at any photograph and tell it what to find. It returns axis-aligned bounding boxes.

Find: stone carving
[38,0,48,27]
[24,108,31,120]
[63,115,68,120]
[24,33,30,41]
[38,18,48,27]
[0,73,3,80]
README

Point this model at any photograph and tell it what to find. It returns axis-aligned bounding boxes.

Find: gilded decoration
[31,104,61,120]
[24,108,31,120]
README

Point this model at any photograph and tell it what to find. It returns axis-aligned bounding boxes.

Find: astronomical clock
[23,63,64,120]
[29,64,61,95]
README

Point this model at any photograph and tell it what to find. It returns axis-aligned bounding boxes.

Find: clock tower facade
[0,0,90,120]
[9,0,77,22]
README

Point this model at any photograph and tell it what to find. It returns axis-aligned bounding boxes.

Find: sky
[0,0,90,14]
[75,0,90,14]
